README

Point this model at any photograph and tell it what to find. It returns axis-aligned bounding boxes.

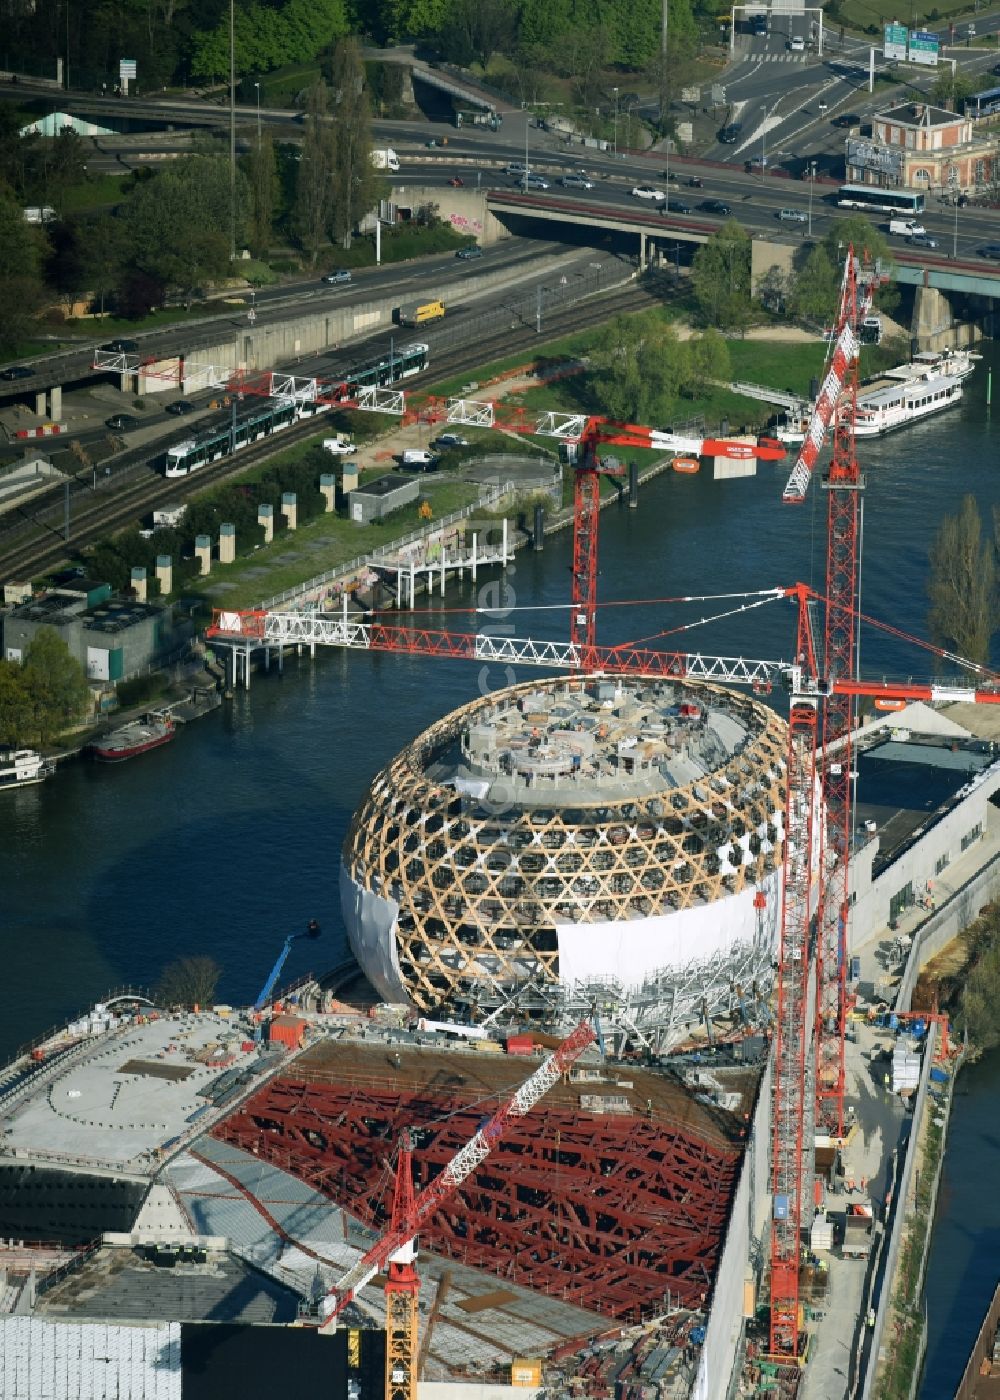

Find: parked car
[101,338,139,353]
[322,268,352,284]
[718,124,741,144]
[663,199,693,214]
[165,399,195,415]
[447,175,465,187]
[431,432,469,449]
[908,231,940,249]
[631,184,666,200]
[106,413,138,431]
[977,242,1000,260]
[701,199,733,216]
[0,365,34,380]
[789,35,805,50]
[456,244,483,259]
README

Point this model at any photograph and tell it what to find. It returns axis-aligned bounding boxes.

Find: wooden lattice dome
[341,675,787,1016]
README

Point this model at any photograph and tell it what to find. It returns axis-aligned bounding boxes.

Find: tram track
[0,278,657,582]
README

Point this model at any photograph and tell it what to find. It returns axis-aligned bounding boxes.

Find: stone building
[845,101,999,194]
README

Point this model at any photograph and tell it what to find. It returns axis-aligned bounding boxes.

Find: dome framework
[342,675,788,1049]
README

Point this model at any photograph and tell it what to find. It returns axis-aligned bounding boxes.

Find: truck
[453,108,502,130]
[322,436,357,456]
[370,147,400,173]
[393,299,446,328]
[842,1204,874,1258]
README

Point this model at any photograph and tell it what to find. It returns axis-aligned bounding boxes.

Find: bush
[242,259,279,287]
[117,674,164,708]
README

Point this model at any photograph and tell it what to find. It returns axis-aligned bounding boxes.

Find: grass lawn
[189,477,483,611]
[727,341,829,398]
[64,304,232,336]
[837,0,986,30]
[60,173,132,213]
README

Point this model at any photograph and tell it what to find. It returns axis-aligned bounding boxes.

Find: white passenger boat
[853,348,979,438]
[0,748,54,790]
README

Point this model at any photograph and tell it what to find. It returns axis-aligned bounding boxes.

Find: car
[778,208,808,223]
[165,399,195,415]
[0,364,34,380]
[561,173,594,189]
[322,269,352,284]
[400,448,439,470]
[686,175,704,188]
[751,16,768,34]
[662,199,692,214]
[106,413,138,431]
[978,243,1000,260]
[447,175,465,187]
[789,35,805,50]
[889,217,925,237]
[431,432,469,449]
[832,113,861,129]
[632,184,666,200]
[701,199,733,216]
[505,162,527,176]
[718,124,741,144]
[455,244,483,259]
[521,173,549,189]
[908,231,940,249]
[101,338,139,353]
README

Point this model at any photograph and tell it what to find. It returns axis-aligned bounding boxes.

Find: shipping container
[511,1359,543,1386]
[268,1014,307,1049]
[506,1034,534,1055]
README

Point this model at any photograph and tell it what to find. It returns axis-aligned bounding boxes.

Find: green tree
[0,663,33,746]
[123,156,247,301]
[822,215,893,271]
[0,184,48,355]
[84,213,126,317]
[327,39,382,251]
[790,243,840,326]
[155,955,222,1010]
[439,0,516,67]
[243,132,279,253]
[588,311,688,423]
[293,80,338,264]
[691,220,752,331]
[686,329,731,391]
[21,626,90,743]
[931,68,975,112]
[926,494,998,671]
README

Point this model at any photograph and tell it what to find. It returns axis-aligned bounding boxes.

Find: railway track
[0,279,658,582]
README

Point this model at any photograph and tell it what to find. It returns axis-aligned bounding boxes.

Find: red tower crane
[314,1019,597,1400]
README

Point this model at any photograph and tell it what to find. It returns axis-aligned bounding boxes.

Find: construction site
[2,247,999,1399]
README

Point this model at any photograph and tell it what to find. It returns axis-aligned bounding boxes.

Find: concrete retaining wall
[142,247,598,391]
[894,847,1000,1010]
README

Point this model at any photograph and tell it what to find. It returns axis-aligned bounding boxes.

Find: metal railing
[254,481,514,612]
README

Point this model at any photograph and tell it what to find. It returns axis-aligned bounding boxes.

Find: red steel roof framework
[211,1074,745,1321]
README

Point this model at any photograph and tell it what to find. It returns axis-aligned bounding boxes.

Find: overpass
[486,188,1000,345]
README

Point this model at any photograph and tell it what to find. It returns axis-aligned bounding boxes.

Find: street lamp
[808,160,817,236]
[254,82,261,148]
[613,87,619,159]
[948,164,959,258]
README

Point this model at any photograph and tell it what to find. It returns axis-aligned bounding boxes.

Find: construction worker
[866,1307,876,1329]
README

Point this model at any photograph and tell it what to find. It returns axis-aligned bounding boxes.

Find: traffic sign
[883,22,907,59]
[908,29,939,63]
[119,58,137,79]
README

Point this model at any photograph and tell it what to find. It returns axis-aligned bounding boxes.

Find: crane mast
[316,1017,598,1398]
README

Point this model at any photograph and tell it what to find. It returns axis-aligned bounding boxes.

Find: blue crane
[253,920,321,1013]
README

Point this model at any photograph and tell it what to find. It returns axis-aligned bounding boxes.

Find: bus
[965,85,1000,118]
[836,184,925,215]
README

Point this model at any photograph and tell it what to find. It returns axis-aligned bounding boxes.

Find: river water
[1,343,997,1377]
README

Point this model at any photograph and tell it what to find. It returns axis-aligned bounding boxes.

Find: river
[0,343,998,1377]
